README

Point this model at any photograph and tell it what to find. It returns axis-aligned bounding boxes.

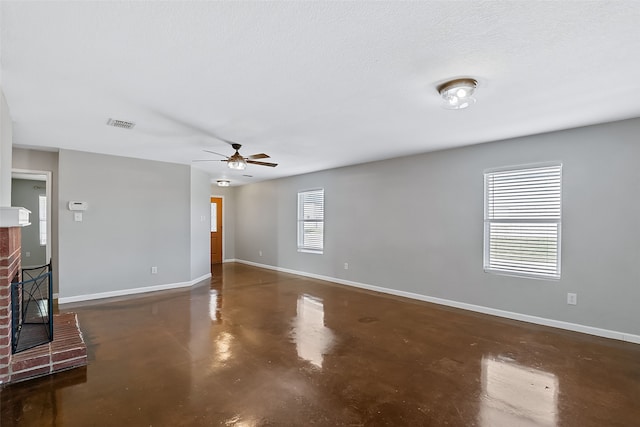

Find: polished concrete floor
[1,263,639,426]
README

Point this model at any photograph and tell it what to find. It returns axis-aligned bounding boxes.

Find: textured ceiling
[2,1,640,185]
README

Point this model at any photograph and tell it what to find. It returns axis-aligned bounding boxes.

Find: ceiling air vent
[106,118,135,129]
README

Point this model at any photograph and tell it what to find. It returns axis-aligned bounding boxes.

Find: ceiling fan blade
[148,109,241,147]
[246,153,270,160]
[192,159,227,163]
[247,160,278,167]
[203,149,229,159]
[150,109,218,137]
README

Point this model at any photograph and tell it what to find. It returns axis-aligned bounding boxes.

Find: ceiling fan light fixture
[216,179,230,187]
[437,78,477,110]
[227,154,247,170]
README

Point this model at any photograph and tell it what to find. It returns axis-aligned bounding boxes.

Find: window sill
[484,268,560,281]
[298,248,323,255]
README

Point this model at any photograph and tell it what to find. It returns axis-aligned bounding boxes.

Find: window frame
[483,163,562,280]
[297,188,325,254]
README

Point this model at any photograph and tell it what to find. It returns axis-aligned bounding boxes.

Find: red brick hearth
[1,226,87,386]
[9,313,87,383]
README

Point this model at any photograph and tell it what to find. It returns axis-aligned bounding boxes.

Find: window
[210,202,217,232]
[297,189,324,253]
[39,195,47,246]
[484,164,562,279]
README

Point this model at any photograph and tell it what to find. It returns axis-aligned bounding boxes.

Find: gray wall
[58,150,193,299]
[190,168,211,280]
[11,179,47,265]
[233,118,640,337]
[12,148,59,291]
[0,89,12,206]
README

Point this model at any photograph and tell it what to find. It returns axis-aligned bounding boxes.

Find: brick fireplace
[1,225,87,385]
[0,226,21,383]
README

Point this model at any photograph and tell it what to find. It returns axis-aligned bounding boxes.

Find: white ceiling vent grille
[106,118,135,129]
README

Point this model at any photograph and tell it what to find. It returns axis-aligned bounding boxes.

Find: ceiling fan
[142,109,278,170]
[194,143,277,170]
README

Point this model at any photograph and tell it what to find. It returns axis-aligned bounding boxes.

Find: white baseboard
[235,259,640,345]
[58,273,212,305]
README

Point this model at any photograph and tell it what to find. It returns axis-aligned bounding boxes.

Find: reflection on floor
[1,262,639,426]
[292,294,334,368]
[481,355,559,427]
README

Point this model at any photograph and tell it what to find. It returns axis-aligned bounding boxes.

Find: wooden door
[210,197,223,264]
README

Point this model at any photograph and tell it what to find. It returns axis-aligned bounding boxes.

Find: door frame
[12,168,52,265]
[210,194,225,263]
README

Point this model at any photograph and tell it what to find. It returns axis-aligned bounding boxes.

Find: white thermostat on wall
[68,201,88,211]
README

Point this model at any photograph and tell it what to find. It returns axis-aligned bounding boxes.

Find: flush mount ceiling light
[216,179,230,187]
[437,78,478,110]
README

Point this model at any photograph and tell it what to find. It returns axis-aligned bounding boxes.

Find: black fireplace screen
[11,263,54,354]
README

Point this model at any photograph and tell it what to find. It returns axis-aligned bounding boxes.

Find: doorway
[11,169,52,267]
[210,197,223,265]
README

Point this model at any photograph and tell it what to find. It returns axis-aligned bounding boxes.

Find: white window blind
[39,195,47,246]
[484,164,562,279]
[297,189,324,253]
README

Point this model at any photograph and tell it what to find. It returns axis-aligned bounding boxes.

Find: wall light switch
[567,293,577,305]
[74,212,83,222]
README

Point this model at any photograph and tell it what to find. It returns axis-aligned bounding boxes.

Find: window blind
[39,195,47,246]
[297,189,324,253]
[484,164,561,279]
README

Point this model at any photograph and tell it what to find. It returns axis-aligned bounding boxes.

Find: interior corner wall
[58,150,191,299]
[234,118,640,337]
[190,168,211,281]
[0,88,12,206]
[210,185,236,261]
[11,148,59,292]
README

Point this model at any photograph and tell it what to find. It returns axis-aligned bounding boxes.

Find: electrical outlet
[25,251,31,257]
[567,293,577,305]
[344,263,349,270]
[151,266,158,274]
[259,250,263,257]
